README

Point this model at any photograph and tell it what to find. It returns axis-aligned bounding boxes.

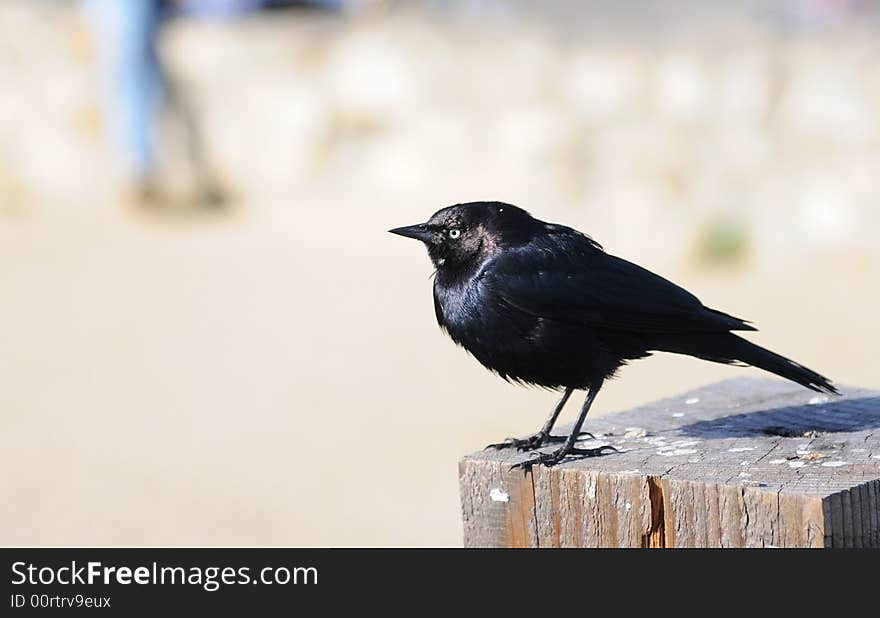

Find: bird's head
[389,202,539,274]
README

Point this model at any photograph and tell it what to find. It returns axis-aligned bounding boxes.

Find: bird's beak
[388,223,433,242]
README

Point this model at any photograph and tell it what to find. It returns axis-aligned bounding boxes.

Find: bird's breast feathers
[433,276,480,333]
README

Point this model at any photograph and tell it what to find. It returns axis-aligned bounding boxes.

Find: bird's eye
[448,228,461,239]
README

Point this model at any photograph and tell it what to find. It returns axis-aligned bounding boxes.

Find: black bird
[390,202,838,469]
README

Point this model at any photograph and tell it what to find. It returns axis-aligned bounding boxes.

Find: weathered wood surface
[459,377,880,548]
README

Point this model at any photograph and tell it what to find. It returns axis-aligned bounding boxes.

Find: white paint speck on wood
[489,488,509,502]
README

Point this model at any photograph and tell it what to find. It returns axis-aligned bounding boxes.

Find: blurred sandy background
[1,0,878,546]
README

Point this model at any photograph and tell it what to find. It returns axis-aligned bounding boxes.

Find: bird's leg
[511,380,616,470]
[487,388,593,451]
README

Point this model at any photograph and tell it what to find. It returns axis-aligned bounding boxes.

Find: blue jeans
[82,0,166,180]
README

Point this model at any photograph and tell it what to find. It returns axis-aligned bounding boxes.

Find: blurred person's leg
[164,77,229,208]
[82,0,167,203]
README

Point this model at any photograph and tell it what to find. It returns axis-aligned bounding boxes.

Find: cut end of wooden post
[459,377,880,548]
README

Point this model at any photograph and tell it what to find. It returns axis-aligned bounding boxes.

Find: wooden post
[459,377,880,548]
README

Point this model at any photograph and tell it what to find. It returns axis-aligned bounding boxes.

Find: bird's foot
[510,444,618,471]
[487,430,595,452]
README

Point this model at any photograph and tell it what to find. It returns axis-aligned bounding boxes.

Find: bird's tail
[652,333,839,395]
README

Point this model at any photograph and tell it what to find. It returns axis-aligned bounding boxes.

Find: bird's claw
[487,437,519,450]
[487,430,595,452]
[487,432,550,451]
[509,444,618,472]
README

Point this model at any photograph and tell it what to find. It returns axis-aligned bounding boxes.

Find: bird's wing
[481,237,755,334]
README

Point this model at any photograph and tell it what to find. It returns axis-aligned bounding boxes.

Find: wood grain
[459,377,880,547]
